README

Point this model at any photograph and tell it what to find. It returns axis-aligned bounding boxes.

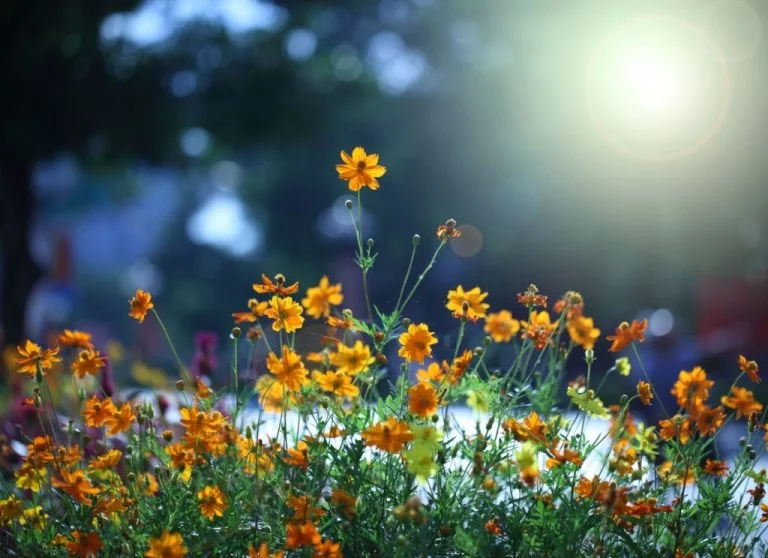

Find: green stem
[395,241,418,312]
[151,308,191,386]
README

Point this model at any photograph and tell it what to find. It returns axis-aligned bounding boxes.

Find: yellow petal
[365,153,379,166]
[351,146,367,162]
[366,165,387,178]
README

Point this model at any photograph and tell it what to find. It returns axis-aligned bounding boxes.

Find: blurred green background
[1,0,767,397]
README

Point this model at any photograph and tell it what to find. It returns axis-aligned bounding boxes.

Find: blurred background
[1,0,767,410]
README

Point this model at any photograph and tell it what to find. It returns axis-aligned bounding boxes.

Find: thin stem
[395,241,418,312]
[232,335,240,420]
[631,342,670,417]
[151,308,191,386]
[398,241,446,316]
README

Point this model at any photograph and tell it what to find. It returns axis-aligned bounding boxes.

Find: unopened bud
[231,326,241,339]
[402,318,411,328]
[161,430,174,442]
[345,199,353,209]
[175,380,185,391]
[412,234,421,246]
[367,238,374,249]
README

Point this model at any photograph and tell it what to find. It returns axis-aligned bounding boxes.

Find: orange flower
[302,276,344,319]
[703,459,728,477]
[484,310,520,343]
[398,323,438,364]
[195,377,213,399]
[416,362,444,383]
[267,346,308,391]
[485,518,502,536]
[145,531,187,558]
[64,531,103,558]
[520,311,556,351]
[445,286,489,320]
[313,370,359,399]
[313,540,342,558]
[105,402,136,435]
[517,284,547,308]
[721,387,763,419]
[59,329,94,350]
[637,381,653,406]
[327,312,356,332]
[265,296,305,333]
[671,366,713,412]
[333,341,372,375]
[81,396,117,428]
[330,488,357,519]
[567,316,601,350]
[694,405,725,436]
[232,298,269,324]
[286,494,326,523]
[408,382,439,417]
[197,485,227,520]
[739,355,760,384]
[436,218,461,241]
[256,375,291,413]
[128,289,154,323]
[16,339,61,377]
[362,417,414,453]
[606,319,647,352]
[444,349,474,385]
[89,449,122,471]
[286,520,322,549]
[658,416,692,445]
[71,349,107,379]
[284,442,310,469]
[248,543,285,558]
[52,469,100,505]
[335,146,386,192]
[253,273,299,296]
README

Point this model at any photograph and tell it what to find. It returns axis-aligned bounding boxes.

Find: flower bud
[161,430,174,442]
[175,380,185,391]
[231,326,241,339]
[619,394,629,406]
[345,199,353,209]
[402,318,411,328]
[412,234,421,246]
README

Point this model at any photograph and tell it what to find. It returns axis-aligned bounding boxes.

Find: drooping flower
[336,146,386,192]
[446,285,489,321]
[484,310,520,343]
[302,276,343,319]
[71,349,107,379]
[362,417,414,453]
[606,319,647,352]
[739,355,761,384]
[398,323,438,364]
[16,340,61,377]
[721,387,763,419]
[313,370,359,399]
[58,330,94,350]
[567,316,601,350]
[267,346,308,391]
[145,531,187,558]
[408,382,439,417]
[671,367,713,412]
[637,381,653,406]
[128,289,154,323]
[265,296,305,333]
[197,485,227,520]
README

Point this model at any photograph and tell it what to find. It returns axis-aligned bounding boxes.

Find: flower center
[356,161,366,171]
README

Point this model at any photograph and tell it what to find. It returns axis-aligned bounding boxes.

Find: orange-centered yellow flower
[484,310,520,343]
[58,329,94,350]
[71,349,107,379]
[567,316,601,351]
[446,286,489,321]
[105,402,136,436]
[267,346,308,391]
[302,276,343,319]
[128,289,154,323]
[264,296,304,333]
[408,382,439,417]
[398,323,438,364]
[313,370,359,399]
[671,366,713,412]
[16,339,61,377]
[197,485,227,520]
[336,146,386,192]
[145,530,187,558]
[362,417,414,453]
[333,340,372,375]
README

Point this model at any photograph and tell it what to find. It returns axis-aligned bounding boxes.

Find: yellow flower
[484,310,520,343]
[566,315,601,350]
[446,285,489,321]
[18,506,47,531]
[264,296,305,333]
[398,323,438,364]
[336,146,387,191]
[89,450,122,471]
[71,349,107,379]
[313,370,359,399]
[145,531,187,558]
[615,357,631,377]
[302,276,343,319]
[15,465,46,493]
[416,362,444,383]
[333,340,372,375]
[410,424,443,453]
[362,417,414,453]
[267,346,308,392]
[567,386,609,418]
[197,485,227,520]
[255,375,291,413]
[721,387,763,419]
[404,445,439,484]
[466,390,490,413]
[15,339,61,377]
[515,442,539,472]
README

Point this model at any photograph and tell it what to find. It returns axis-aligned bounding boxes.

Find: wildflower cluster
[1,147,767,557]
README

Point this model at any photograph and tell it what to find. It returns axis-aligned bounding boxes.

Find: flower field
[2,148,767,557]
